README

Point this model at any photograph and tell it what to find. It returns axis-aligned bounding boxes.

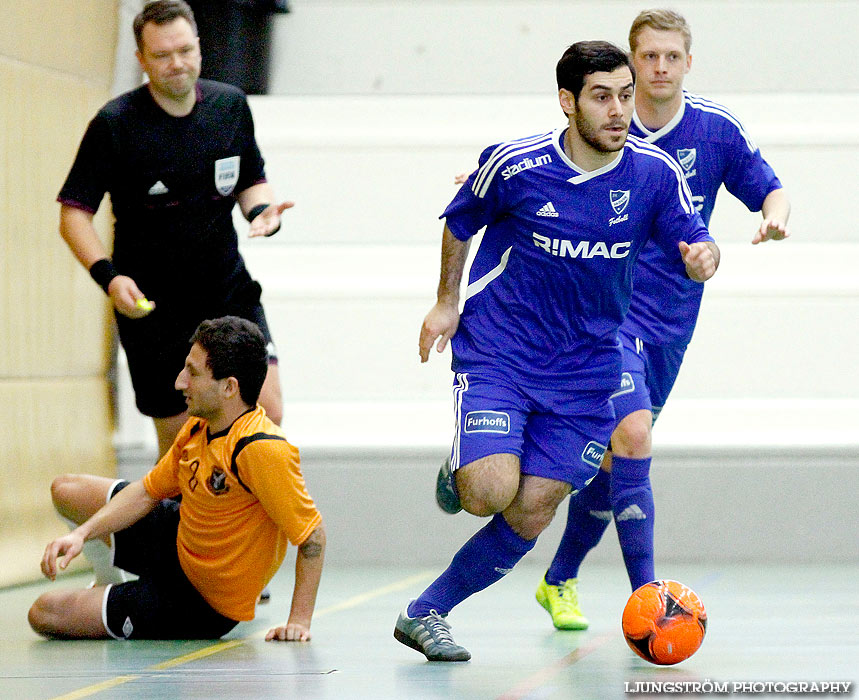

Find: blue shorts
[449,371,614,492]
[103,481,238,640]
[610,329,687,425]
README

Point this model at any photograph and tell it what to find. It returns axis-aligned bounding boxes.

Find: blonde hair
[629,9,692,54]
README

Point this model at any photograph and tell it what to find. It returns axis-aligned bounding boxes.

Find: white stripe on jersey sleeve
[464,246,513,301]
[472,133,549,195]
[472,134,553,199]
[625,136,697,216]
[685,92,758,153]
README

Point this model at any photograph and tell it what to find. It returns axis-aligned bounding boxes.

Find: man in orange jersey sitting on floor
[29,316,325,641]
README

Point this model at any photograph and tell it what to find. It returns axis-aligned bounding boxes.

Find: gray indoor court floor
[2,560,856,700]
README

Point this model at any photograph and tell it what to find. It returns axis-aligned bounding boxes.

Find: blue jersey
[442,128,712,393]
[625,91,782,346]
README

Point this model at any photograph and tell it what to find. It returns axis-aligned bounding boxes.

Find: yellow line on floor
[248,568,434,638]
[49,676,141,700]
[47,570,434,700]
[149,639,246,670]
[317,570,433,617]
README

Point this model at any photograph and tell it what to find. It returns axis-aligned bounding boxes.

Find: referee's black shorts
[116,282,277,418]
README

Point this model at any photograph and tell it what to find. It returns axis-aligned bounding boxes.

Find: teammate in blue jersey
[393,40,719,662]
[535,9,791,631]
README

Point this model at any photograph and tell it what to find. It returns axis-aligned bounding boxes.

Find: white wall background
[238,94,858,451]
[119,0,859,454]
[267,0,859,96]
[113,0,859,563]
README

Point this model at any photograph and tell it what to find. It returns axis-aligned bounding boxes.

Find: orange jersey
[143,406,322,621]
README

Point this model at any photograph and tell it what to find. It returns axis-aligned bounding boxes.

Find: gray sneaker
[394,605,471,662]
[435,456,462,514]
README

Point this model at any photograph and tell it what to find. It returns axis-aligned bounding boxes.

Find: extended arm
[59,205,153,318]
[265,524,326,642]
[752,188,790,244]
[236,182,295,238]
[418,225,471,362]
[41,479,158,580]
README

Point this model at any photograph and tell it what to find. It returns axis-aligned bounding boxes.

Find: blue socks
[545,468,612,585]
[409,457,654,617]
[409,513,536,618]
[610,456,655,590]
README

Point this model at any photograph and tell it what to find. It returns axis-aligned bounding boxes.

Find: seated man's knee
[29,589,105,639]
[28,592,62,636]
[50,474,116,526]
[612,411,652,457]
[51,474,81,514]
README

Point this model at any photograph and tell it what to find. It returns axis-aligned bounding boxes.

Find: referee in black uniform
[58,0,292,458]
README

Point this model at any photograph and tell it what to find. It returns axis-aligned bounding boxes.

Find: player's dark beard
[575,110,627,153]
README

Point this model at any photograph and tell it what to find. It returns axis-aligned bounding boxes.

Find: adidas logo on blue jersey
[536,202,559,217]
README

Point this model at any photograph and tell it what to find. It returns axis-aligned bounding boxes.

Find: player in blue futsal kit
[534,9,791,631]
[394,40,719,662]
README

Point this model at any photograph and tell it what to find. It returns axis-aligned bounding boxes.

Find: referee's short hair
[556,41,635,101]
[133,0,198,51]
[190,317,268,408]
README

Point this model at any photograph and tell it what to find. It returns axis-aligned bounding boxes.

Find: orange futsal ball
[621,580,707,665]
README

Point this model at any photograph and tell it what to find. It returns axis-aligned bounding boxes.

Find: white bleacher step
[281,399,859,453]
[242,241,859,299]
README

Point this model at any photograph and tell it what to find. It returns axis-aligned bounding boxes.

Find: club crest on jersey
[214,156,240,196]
[464,411,510,434]
[207,467,230,495]
[610,189,630,215]
[581,441,607,468]
[677,148,697,178]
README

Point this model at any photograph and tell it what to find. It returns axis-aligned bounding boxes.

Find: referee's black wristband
[247,203,281,237]
[247,203,269,221]
[89,258,119,294]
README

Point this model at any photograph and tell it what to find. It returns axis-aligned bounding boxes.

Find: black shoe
[435,456,462,514]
